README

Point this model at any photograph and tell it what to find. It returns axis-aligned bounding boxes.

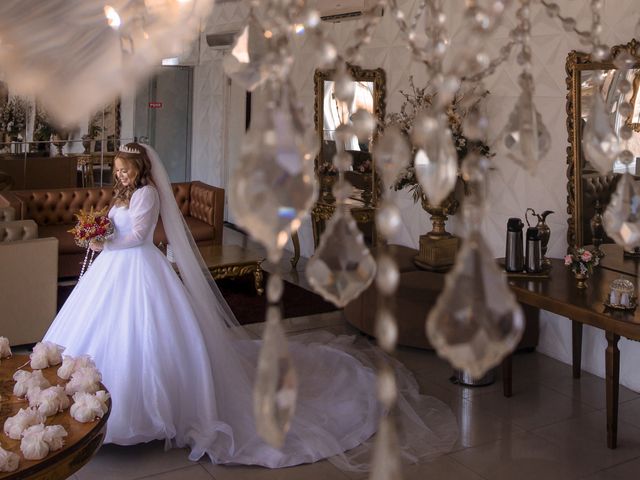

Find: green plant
[33,106,54,142]
[0,97,28,137]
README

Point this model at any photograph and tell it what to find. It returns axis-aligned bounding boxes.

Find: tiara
[119,145,140,154]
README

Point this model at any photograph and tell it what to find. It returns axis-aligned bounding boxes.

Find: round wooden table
[0,355,110,479]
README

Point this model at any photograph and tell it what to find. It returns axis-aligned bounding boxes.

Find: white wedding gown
[44,184,458,469]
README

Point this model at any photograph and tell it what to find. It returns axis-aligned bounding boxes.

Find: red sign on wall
[148,102,163,109]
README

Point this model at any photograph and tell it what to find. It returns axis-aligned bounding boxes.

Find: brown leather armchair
[0,206,15,222]
[0,220,58,346]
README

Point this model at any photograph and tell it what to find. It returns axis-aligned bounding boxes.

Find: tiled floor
[69,308,640,480]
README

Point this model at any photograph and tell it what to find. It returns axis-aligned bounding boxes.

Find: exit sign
[149,102,163,109]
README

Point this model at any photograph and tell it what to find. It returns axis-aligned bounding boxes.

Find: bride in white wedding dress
[44,143,457,469]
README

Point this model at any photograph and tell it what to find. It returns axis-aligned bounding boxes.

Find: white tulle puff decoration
[28,386,70,417]
[57,355,96,380]
[19,424,67,460]
[42,425,68,451]
[0,446,19,472]
[30,342,65,370]
[70,391,110,423]
[0,337,11,359]
[20,423,67,460]
[3,408,45,440]
[65,367,102,395]
[13,370,50,398]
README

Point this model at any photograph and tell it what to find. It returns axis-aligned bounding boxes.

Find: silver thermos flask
[525,227,543,273]
[505,218,524,272]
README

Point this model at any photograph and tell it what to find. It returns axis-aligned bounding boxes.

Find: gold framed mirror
[313,65,386,206]
[566,39,640,250]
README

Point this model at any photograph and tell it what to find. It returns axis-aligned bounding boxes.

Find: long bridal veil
[141,144,458,469]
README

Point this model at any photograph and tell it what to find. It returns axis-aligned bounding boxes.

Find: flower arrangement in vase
[564,247,600,289]
[384,77,493,270]
[387,76,493,203]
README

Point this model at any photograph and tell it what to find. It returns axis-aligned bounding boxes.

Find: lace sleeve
[104,186,159,250]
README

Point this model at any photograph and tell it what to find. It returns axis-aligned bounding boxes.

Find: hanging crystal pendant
[411,114,458,206]
[582,88,620,175]
[369,416,402,480]
[254,306,298,449]
[426,230,525,379]
[223,18,271,92]
[503,73,551,173]
[305,204,376,308]
[229,82,319,263]
[373,126,411,188]
[426,156,523,379]
[334,67,356,104]
[370,365,401,480]
[603,172,640,250]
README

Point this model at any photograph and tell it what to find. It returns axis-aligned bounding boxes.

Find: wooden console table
[345,245,637,450]
[504,256,640,449]
[0,355,110,479]
[198,244,265,295]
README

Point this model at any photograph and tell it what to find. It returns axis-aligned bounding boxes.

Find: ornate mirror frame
[313,65,386,205]
[566,39,640,249]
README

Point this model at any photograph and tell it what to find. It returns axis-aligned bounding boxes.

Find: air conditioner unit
[205,22,244,49]
[318,0,383,23]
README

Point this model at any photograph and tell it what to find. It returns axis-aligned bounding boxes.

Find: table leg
[606,331,620,449]
[290,231,301,270]
[572,320,583,379]
[254,265,264,296]
[502,354,513,398]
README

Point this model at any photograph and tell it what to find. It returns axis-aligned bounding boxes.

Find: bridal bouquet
[68,207,113,276]
[68,206,113,248]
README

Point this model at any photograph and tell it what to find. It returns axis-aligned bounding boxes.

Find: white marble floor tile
[450,430,603,480]
[532,410,640,471]
[201,459,349,480]
[136,464,214,480]
[466,382,597,431]
[580,456,640,479]
[75,441,193,480]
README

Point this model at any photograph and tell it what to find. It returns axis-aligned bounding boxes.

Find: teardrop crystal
[603,172,640,250]
[254,306,298,449]
[351,109,377,143]
[369,415,403,480]
[582,89,620,175]
[229,83,318,262]
[223,20,270,92]
[334,68,355,104]
[503,74,551,173]
[373,126,411,188]
[412,115,458,206]
[426,230,525,379]
[305,206,376,307]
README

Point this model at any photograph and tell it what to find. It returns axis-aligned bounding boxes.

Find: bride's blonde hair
[112,143,152,207]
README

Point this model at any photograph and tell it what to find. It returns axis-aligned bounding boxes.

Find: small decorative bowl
[604,278,637,311]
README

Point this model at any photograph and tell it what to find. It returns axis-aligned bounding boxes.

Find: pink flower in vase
[581,250,593,263]
[564,254,573,266]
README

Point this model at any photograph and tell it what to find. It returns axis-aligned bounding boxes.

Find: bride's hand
[89,240,104,252]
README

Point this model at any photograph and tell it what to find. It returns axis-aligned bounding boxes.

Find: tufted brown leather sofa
[0,181,224,278]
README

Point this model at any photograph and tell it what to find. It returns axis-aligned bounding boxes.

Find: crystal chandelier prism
[229,81,318,263]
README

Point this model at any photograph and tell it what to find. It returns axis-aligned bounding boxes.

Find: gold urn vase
[414,193,460,271]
